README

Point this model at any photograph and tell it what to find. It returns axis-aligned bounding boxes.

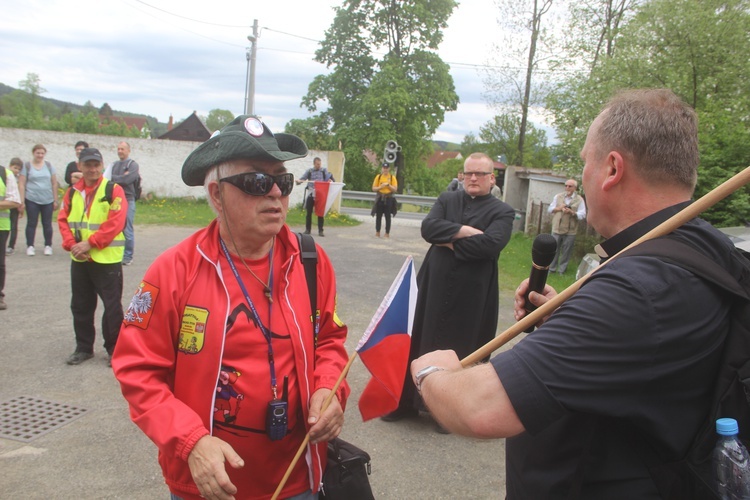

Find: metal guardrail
[342,190,437,210]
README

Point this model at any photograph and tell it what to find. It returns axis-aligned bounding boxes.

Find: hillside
[0,82,166,136]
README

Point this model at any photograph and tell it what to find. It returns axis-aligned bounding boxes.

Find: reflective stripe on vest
[66,180,125,263]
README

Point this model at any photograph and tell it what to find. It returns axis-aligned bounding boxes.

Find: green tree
[479,114,552,168]
[548,0,750,225]
[100,102,114,117]
[483,0,555,166]
[205,109,234,132]
[285,115,337,151]
[15,73,45,129]
[459,133,480,158]
[302,0,459,194]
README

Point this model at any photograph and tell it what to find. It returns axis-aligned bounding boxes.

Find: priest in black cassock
[382,152,515,426]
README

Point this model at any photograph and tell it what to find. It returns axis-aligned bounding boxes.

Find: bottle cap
[717,418,739,436]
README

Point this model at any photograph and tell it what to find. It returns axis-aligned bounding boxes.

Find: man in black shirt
[411,89,740,498]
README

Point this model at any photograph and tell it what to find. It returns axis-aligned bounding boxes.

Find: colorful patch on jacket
[110,196,123,211]
[124,281,159,329]
[333,294,345,327]
[178,306,209,354]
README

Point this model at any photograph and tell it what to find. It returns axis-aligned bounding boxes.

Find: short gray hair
[203,161,246,215]
[597,89,698,191]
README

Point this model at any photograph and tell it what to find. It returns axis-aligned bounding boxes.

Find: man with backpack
[58,148,127,367]
[109,141,140,265]
[111,115,349,500]
[410,89,746,498]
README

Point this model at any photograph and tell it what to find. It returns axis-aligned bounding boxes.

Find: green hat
[181,115,308,186]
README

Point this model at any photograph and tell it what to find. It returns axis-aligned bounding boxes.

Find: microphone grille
[531,233,558,266]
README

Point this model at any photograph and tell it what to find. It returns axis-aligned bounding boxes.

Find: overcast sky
[0,0,552,144]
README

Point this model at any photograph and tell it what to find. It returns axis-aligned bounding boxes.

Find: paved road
[1,214,515,499]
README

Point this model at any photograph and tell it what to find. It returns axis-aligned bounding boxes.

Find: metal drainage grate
[0,396,89,443]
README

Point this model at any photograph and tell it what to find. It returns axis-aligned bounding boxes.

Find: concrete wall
[502,166,568,234]
[0,128,345,211]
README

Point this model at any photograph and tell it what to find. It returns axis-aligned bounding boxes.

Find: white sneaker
[26,246,35,256]
[44,246,53,256]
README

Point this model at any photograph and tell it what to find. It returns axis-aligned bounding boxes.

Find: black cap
[381,162,390,168]
[181,115,308,186]
[79,148,103,163]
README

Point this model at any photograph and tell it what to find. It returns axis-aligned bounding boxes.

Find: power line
[131,0,251,28]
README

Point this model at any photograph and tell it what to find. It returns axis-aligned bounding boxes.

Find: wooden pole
[461,165,750,367]
[271,352,358,500]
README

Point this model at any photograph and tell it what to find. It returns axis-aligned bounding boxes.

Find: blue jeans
[24,199,54,247]
[123,198,136,261]
[170,490,316,500]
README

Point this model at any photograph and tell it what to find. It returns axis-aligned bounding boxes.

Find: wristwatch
[415,365,445,392]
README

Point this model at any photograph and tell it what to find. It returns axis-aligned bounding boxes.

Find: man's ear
[207,181,223,216]
[602,151,625,191]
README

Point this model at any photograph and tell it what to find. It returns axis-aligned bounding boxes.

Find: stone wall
[0,128,344,210]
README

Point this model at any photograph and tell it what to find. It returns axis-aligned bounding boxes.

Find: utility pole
[244,19,259,115]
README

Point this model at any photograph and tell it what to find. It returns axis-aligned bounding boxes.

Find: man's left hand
[307,388,343,444]
[71,241,92,260]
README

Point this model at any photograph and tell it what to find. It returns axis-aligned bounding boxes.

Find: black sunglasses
[219,172,295,197]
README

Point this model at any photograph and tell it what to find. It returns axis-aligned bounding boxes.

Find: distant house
[158,111,211,142]
[426,150,462,169]
[100,115,149,135]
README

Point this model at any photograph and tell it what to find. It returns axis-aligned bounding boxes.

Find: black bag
[134,175,143,201]
[620,238,750,499]
[320,437,374,500]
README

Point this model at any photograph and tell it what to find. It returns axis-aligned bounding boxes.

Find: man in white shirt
[547,179,587,274]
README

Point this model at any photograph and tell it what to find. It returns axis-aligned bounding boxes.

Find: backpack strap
[0,166,6,186]
[67,180,117,206]
[620,238,748,300]
[616,236,749,499]
[296,232,319,347]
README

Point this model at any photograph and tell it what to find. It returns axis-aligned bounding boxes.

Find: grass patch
[498,232,578,293]
[135,197,360,227]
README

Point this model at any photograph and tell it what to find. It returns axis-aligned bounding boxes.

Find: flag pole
[271,351,358,500]
[461,165,750,367]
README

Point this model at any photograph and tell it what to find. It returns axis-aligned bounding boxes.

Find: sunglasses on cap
[219,172,295,197]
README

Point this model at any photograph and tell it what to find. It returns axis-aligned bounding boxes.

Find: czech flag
[314,181,345,217]
[356,256,418,421]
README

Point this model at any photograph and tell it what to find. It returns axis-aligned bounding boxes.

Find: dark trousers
[8,208,18,249]
[25,199,54,247]
[70,260,124,354]
[375,199,392,234]
[305,195,324,233]
[0,230,7,298]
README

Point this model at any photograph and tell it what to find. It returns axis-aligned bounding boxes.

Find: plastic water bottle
[713,418,750,499]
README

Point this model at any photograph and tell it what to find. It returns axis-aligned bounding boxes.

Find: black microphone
[523,234,557,333]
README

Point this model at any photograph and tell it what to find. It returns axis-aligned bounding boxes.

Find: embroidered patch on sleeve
[110,196,123,211]
[179,306,209,354]
[124,280,160,329]
[333,294,345,327]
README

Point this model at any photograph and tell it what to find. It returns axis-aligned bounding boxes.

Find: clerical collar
[464,192,493,201]
[595,201,692,261]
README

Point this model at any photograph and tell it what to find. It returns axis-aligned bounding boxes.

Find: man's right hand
[513,278,557,325]
[187,435,244,500]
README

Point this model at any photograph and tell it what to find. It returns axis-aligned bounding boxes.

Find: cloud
[0,0,557,146]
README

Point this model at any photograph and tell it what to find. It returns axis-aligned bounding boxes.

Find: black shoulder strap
[105,181,115,204]
[296,232,319,345]
[0,167,6,185]
[68,180,117,206]
[620,238,748,300]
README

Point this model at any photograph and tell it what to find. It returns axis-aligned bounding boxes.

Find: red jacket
[112,221,349,499]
